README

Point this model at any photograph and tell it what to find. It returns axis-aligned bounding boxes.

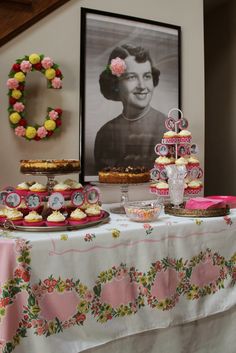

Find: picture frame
[80,7,181,182]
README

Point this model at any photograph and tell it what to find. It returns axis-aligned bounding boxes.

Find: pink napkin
[185,197,226,210]
[206,196,236,209]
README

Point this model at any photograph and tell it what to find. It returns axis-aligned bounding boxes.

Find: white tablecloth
[1,206,236,353]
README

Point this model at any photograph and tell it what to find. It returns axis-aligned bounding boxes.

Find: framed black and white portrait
[80,7,181,182]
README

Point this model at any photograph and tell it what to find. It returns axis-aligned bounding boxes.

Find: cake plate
[20,170,80,193]
[92,182,150,214]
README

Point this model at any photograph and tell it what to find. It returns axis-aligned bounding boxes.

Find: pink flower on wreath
[51,77,62,88]
[15,126,26,137]
[13,102,25,112]
[7,78,19,89]
[41,56,54,69]
[20,60,32,73]
[48,110,58,120]
[37,126,48,138]
[110,57,126,77]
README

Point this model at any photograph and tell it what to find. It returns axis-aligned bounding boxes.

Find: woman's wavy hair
[99,44,160,101]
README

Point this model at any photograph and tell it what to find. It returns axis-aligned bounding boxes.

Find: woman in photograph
[94,44,166,171]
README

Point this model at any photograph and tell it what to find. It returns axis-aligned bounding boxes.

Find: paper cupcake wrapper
[11,219,23,225]
[179,137,192,143]
[155,188,169,196]
[187,163,200,169]
[68,217,88,225]
[46,220,68,227]
[186,186,203,195]
[86,213,103,222]
[15,189,29,196]
[0,216,7,222]
[162,137,180,144]
[29,191,48,197]
[23,220,45,227]
[53,190,72,197]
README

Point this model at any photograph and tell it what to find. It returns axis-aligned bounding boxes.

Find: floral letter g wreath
[7,53,63,141]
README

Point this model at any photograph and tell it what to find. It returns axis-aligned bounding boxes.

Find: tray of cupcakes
[0,181,109,232]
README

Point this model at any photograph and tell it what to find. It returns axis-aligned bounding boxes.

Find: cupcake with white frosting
[175,157,189,166]
[85,204,102,221]
[162,130,179,144]
[53,182,71,197]
[46,210,67,226]
[23,211,44,226]
[16,182,30,196]
[68,208,88,225]
[187,180,203,194]
[5,208,23,225]
[155,181,169,196]
[155,156,173,170]
[187,155,200,168]
[29,182,48,197]
[178,130,192,143]
[0,207,7,222]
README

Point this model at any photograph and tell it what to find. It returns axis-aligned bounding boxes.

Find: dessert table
[1,204,236,353]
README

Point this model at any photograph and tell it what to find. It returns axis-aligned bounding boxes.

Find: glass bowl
[124,201,162,222]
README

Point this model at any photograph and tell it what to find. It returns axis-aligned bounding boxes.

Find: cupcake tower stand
[150,108,203,199]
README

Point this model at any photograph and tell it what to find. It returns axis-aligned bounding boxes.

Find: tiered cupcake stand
[150,108,203,200]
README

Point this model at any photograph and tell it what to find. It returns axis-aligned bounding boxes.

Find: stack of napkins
[185,197,226,210]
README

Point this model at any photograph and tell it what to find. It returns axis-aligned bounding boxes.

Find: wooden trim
[0,0,71,47]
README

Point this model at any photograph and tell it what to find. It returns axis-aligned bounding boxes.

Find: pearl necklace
[121,106,151,121]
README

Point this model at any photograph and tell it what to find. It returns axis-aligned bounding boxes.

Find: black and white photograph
[80,8,181,182]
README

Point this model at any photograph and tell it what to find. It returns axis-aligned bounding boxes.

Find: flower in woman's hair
[13,102,25,112]
[51,77,62,88]
[48,110,58,120]
[37,126,48,138]
[41,57,54,69]
[7,78,19,89]
[20,60,32,73]
[15,126,26,137]
[110,57,126,77]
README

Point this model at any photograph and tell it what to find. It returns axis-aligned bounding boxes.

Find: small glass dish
[124,200,162,222]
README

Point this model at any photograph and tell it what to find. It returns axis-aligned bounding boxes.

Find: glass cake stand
[20,170,80,193]
[92,182,150,214]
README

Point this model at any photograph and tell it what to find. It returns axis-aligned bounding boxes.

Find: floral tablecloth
[1,205,236,353]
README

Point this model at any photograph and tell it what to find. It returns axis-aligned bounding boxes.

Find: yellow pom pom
[11,89,22,99]
[9,112,21,124]
[29,54,41,64]
[14,72,25,82]
[25,126,37,139]
[44,119,56,131]
[45,68,56,80]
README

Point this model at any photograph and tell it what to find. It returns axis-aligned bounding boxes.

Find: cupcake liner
[156,188,169,196]
[162,137,180,144]
[15,189,29,197]
[179,137,192,143]
[149,185,158,193]
[53,190,72,198]
[87,213,102,222]
[186,186,202,195]
[46,220,68,227]
[187,163,200,170]
[68,217,88,225]
[23,220,45,227]
[0,216,7,222]
[11,219,23,226]
[30,191,48,197]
